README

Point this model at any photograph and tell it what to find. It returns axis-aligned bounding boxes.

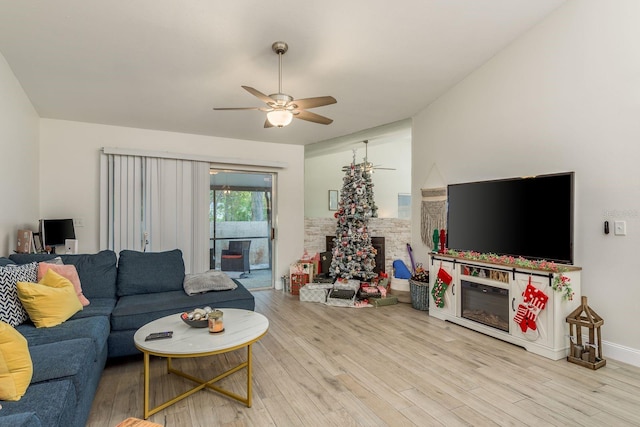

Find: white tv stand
[428,253,581,360]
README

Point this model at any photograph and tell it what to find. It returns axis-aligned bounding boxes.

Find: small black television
[446,172,574,264]
[40,219,76,248]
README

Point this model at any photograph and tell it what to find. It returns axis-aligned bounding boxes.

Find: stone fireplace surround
[303,218,412,275]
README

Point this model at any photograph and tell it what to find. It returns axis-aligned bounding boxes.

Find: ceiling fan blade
[213,107,261,111]
[370,164,396,170]
[264,118,274,128]
[242,86,274,105]
[291,96,337,110]
[293,110,333,125]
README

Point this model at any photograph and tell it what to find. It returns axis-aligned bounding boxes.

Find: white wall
[39,119,304,287]
[305,139,411,218]
[0,52,40,256]
[412,0,640,365]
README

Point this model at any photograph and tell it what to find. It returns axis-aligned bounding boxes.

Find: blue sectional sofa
[0,249,255,427]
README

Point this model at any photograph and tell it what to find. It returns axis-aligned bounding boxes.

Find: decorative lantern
[566,296,606,370]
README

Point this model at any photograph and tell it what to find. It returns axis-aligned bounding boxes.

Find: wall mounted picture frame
[328,190,338,211]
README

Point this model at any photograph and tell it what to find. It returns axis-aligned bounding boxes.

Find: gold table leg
[247,343,252,408]
[142,344,255,419]
[143,352,150,420]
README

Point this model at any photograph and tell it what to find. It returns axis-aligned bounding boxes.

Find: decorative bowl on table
[180,307,213,328]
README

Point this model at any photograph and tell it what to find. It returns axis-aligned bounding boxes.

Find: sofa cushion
[8,254,57,264]
[117,249,185,296]
[0,263,37,326]
[0,412,42,427]
[0,379,76,427]
[9,251,118,300]
[16,315,110,360]
[37,263,90,306]
[17,270,83,328]
[111,283,255,331]
[29,338,97,406]
[69,297,116,320]
[0,321,32,401]
[0,258,15,267]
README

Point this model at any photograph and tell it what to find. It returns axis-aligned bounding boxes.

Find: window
[398,193,411,219]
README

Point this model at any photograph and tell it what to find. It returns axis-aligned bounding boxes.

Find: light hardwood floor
[88,290,640,426]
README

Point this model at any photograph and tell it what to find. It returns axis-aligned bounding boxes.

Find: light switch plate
[614,221,626,236]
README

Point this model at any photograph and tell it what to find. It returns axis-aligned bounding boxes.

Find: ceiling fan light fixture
[267,109,293,127]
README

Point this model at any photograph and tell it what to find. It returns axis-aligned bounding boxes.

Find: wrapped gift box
[368,296,398,307]
[326,288,356,307]
[358,285,382,300]
[299,285,329,303]
[333,278,360,291]
[290,262,315,284]
[290,273,309,295]
[306,283,334,290]
[299,258,319,277]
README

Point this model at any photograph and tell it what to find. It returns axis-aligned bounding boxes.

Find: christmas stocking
[430,266,452,308]
[525,305,541,331]
[523,282,548,310]
[513,303,530,332]
[513,279,549,333]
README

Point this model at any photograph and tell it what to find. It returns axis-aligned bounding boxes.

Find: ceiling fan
[214,41,337,128]
[342,140,396,172]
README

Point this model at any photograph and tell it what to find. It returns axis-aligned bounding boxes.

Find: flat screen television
[446,172,574,264]
[40,219,76,248]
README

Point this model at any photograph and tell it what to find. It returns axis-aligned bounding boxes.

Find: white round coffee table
[134,308,269,419]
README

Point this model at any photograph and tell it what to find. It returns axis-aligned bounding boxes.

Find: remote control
[145,331,173,341]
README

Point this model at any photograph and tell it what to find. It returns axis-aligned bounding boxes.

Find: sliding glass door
[209,170,274,289]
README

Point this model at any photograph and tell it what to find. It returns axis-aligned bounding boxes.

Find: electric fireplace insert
[461,280,509,332]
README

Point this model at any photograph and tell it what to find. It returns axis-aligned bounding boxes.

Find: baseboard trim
[602,340,640,367]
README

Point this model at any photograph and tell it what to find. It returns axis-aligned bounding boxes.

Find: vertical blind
[100,153,210,274]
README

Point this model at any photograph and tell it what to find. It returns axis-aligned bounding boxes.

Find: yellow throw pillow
[0,320,33,401]
[37,263,90,306]
[17,269,83,328]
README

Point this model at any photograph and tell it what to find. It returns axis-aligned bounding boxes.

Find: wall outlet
[73,218,84,227]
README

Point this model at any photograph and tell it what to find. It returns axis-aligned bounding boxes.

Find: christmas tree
[329,151,378,280]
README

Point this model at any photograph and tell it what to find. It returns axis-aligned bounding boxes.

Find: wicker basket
[409,279,429,311]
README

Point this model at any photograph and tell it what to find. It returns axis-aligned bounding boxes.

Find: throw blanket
[183,270,238,295]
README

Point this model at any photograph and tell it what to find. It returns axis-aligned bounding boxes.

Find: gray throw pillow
[183,270,238,295]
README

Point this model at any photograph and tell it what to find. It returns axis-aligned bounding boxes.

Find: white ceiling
[0,0,565,146]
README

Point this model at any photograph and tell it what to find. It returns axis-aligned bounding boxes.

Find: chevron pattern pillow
[0,262,37,326]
